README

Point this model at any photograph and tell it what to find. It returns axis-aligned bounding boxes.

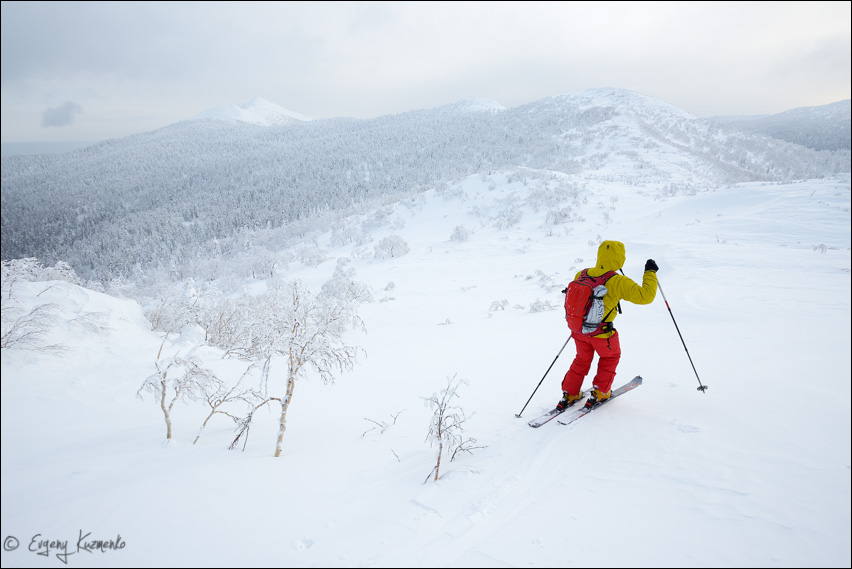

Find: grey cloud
[42,101,82,128]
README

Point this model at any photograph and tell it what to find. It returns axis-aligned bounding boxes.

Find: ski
[557,375,643,426]
[527,391,586,428]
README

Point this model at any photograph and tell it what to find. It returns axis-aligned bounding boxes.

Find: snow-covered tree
[137,349,222,441]
[192,363,268,446]
[449,225,471,242]
[374,235,410,259]
[423,375,484,482]
[0,294,61,352]
[0,261,67,352]
[321,258,373,304]
[244,279,362,457]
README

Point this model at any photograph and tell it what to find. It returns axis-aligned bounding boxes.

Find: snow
[1,172,850,568]
[187,96,311,125]
[550,87,698,120]
[437,98,507,114]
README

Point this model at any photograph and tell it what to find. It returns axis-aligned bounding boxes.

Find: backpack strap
[602,270,622,315]
[599,270,619,329]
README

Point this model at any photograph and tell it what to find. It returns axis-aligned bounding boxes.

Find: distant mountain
[435,97,506,114]
[708,100,851,151]
[188,96,311,125]
[2,88,848,284]
[521,87,695,121]
[0,140,97,157]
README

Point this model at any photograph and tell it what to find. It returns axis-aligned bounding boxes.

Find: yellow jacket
[575,240,657,338]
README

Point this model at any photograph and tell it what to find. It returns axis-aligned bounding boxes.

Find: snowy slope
[2,171,850,568]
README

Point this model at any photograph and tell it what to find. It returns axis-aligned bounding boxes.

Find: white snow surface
[1,172,850,568]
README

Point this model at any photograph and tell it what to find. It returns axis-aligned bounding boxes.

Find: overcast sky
[1,0,850,143]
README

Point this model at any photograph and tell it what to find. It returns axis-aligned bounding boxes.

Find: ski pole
[657,279,708,393]
[515,335,573,417]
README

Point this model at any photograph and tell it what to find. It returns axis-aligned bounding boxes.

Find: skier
[558,240,658,410]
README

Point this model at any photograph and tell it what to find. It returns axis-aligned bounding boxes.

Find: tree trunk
[273,372,296,457]
[434,441,443,481]
[193,410,216,445]
[160,379,172,440]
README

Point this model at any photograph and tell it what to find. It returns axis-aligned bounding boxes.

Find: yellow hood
[590,240,625,275]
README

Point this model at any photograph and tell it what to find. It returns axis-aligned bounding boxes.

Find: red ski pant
[561,331,621,395]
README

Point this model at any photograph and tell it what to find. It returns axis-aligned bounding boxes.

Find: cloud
[1,2,848,142]
[41,101,82,128]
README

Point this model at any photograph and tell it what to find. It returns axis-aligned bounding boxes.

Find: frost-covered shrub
[529,299,557,313]
[297,245,328,267]
[1,258,82,285]
[321,259,373,303]
[492,205,521,229]
[330,222,367,247]
[374,235,410,259]
[450,226,472,242]
[350,246,373,260]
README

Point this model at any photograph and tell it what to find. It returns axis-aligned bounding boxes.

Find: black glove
[645,259,658,272]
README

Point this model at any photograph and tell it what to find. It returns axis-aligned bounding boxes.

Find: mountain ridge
[188,95,312,126]
[1,88,849,285]
[707,99,851,151]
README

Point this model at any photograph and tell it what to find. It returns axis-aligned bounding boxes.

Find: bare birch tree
[228,396,275,451]
[424,375,485,482]
[247,279,362,457]
[137,350,221,441]
[192,362,268,446]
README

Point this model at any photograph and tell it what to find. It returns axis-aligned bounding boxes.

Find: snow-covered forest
[2,89,849,289]
[708,99,851,151]
[1,88,850,568]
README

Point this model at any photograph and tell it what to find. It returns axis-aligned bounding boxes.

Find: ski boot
[556,391,585,410]
[584,388,612,409]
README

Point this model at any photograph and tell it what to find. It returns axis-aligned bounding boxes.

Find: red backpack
[563,269,618,336]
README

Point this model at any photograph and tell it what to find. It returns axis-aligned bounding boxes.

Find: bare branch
[193,363,266,445]
[423,375,486,481]
[361,411,405,437]
[137,351,222,441]
[1,299,65,352]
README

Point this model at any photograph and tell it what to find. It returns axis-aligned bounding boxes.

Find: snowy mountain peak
[189,97,311,126]
[538,87,697,121]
